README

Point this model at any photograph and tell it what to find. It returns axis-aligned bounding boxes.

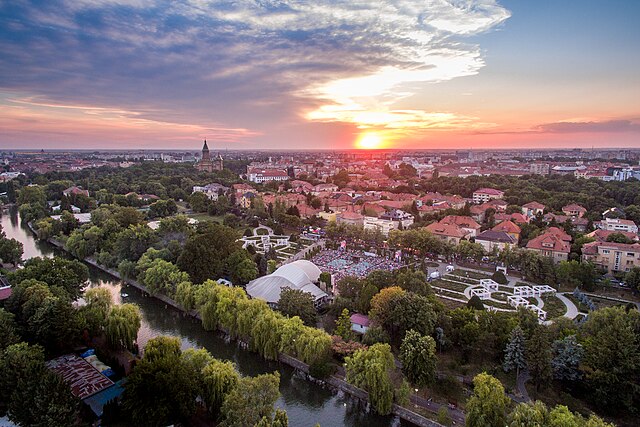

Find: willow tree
[81,287,113,335]
[345,343,395,415]
[251,311,282,360]
[278,316,305,356]
[105,303,141,351]
[296,327,332,365]
[195,280,220,331]
[236,298,270,339]
[202,359,239,413]
[215,285,248,336]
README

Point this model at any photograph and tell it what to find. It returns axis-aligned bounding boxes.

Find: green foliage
[177,222,243,284]
[278,288,317,326]
[220,372,281,427]
[334,308,353,340]
[491,270,508,285]
[148,198,178,218]
[503,326,527,376]
[394,379,411,407]
[526,327,553,393]
[175,281,195,310]
[122,337,198,426]
[579,306,640,413]
[0,237,23,266]
[370,287,436,342]
[201,359,240,414]
[399,330,437,387]
[8,256,89,300]
[551,335,583,382]
[345,343,395,415]
[624,266,640,292]
[507,401,548,427]
[467,295,485,310]
[362,326,390,345]
[105,304,141,351]
[0,309,20,351]
[139,258,189,297]
[465,373,509,427]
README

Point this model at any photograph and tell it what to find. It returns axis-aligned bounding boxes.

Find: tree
[345,343,395,415]
[201,359,240,414]
[277,288,317,326]
[140,258,189,296]
[226,250,258,286]
[507,401,548,427]
[105,304,141,351]
[9,256,89,300]
[8,364,79,427]
[396,270,432,295]
[189,191,210,212]
[177,223,242,284]
[399,330,437,387]
[80,287,113,336]
[551,335,583,382]
[0,309,20,351]
[362,326,390,345]
[605,232,633,244]
[114,224,157,262]
[122,336,198,426]
[491,270,508,285]
[579,306,640,413]
[0,238,23,266]
[503,326,527,378]
[526,327,552,393]
[220,372,281,427]
[371,289,436,342]
[467,295,485,310]
[0,342,45,405]
[465,373,509,427]
[624,266,640,292]
[334,308,354,341]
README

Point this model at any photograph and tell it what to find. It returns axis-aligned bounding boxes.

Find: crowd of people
[311,248,404,282]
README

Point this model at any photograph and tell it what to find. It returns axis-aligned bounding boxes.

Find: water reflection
[1,207,412,427]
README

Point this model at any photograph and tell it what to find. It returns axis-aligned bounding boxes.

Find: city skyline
[1,1,639,150]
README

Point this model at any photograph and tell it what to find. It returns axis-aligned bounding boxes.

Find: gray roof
[476,230,516,244]
[246,260,327,304]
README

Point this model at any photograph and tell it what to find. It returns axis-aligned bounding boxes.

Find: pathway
[556,293,579,319]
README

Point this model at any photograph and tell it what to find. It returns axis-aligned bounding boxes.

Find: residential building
[491,220,521,242]
[525,232,571,263]
[350,314,370,334]
[587,229,639,243]
[425,222,468,245]
[364,210,413,236]
[192,183,229,201]
[522,201,545,218]
[594,217,639,234]
[440,215,481,237]
[336,211,365,226]
[582,241,640,273]
[562,203,587,218]
[63,186,89,197]
[529,163,550,175]
[472,188,504,204]
[475,230,517,252]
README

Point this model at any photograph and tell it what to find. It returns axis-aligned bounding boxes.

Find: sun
[356,132,384,149]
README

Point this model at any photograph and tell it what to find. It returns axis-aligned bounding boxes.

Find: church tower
[201,139,211,161]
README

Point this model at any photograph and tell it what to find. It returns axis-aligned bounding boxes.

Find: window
[627,253,635,257]
[602,249,610,254]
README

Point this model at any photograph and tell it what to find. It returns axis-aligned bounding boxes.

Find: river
[1,207,411,427]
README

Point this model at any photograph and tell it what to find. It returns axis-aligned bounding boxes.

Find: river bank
[28,221,442,427]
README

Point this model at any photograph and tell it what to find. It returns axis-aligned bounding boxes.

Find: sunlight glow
[356,132,384,149]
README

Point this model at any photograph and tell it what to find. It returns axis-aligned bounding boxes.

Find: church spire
[202,139,209,151]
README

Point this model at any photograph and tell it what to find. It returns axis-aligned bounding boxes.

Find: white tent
[246,260,327,306]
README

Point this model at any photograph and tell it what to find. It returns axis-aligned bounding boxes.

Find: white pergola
[471,287,491,300]
[526,304,547,320]
[508,295,529,308]
[532,285,556,296]
[513,286,533,297]
[479,279,499,292]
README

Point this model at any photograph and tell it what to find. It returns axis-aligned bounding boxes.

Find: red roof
[350,314,370,327]
[474,188,504,196]
[523,201,545,210]
[426,222,467,238]
[492,220,521,234]
[0,286,12,301]
[526,233,571,253]
[441,215,481,230]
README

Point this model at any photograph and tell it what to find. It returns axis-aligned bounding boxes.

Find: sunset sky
[1,0,639,150]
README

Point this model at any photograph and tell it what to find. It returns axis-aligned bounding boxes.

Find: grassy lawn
[541,295,567,319]
[483,299,514,310]
[452,269,490,280]
[432,279,469,293]
[498,285,513,293]
[434,288,466,300]
[565,294,590,313]
[445,274,479,285]
[491,292,510,302]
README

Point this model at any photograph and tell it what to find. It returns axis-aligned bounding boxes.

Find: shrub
[491,271,508,285]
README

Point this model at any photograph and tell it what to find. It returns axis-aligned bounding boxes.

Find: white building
[247,168,290,183]
[246,260,328,308]
[595,217,638,234]
[192,183,229,201]
[472,188,504,204]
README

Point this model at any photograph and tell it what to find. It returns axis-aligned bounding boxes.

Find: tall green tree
[503,326,527,378]
[466,373,509,427]
[399,329,437,387]
[551,335,583,382]
[220,372,281,427]
[278,288,317,326]
[345,343,395,415]
[526,327,552,393]
[105,304,141,351]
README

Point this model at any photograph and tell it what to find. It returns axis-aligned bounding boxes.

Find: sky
[0,0,639,151]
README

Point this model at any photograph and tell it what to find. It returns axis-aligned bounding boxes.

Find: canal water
[1,208,411,427]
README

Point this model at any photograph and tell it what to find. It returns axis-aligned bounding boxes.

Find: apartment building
[582,241,640,273]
